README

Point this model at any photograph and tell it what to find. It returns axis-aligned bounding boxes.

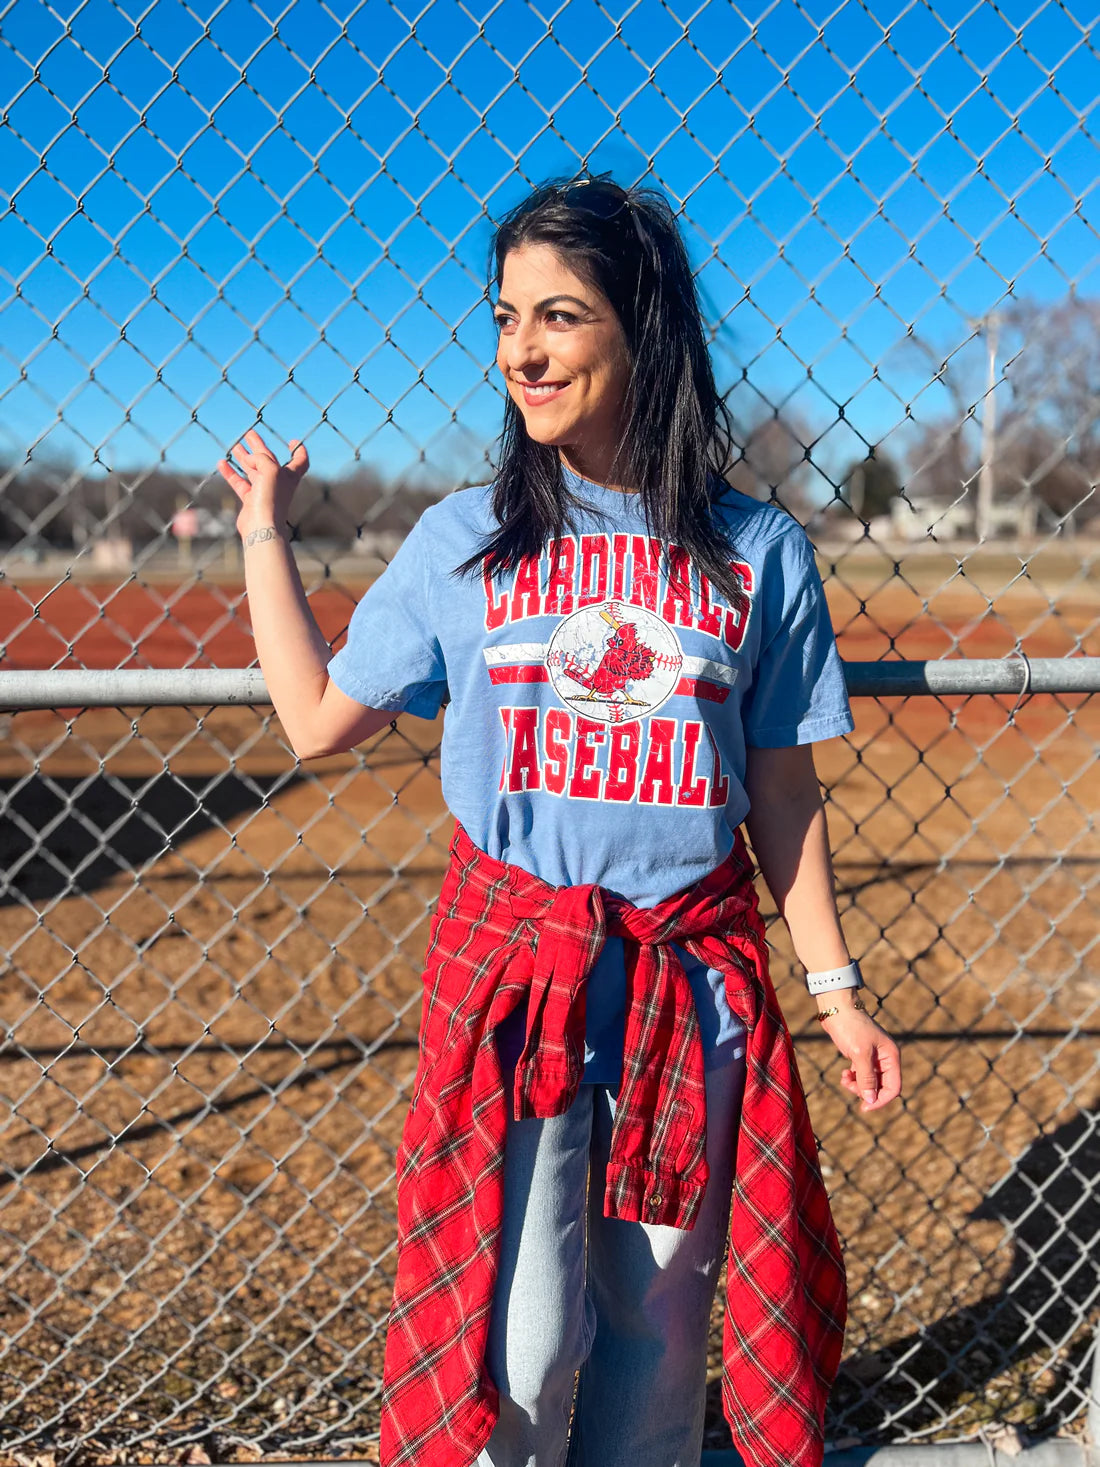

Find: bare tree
[0,453,449,553]
[994,411,1097,529]
[895,295,1100,536]
[1001,299,1100,472]
[727,411,816,519]
[904,419,975,510]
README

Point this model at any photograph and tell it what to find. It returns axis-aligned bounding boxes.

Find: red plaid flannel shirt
[381,819,847,1467]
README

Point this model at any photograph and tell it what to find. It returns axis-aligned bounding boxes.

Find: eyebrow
[493,294,593,314]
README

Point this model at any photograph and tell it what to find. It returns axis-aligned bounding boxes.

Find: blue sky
[2,0,1098,489]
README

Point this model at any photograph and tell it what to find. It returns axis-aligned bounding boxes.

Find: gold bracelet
[815,998,867,1023]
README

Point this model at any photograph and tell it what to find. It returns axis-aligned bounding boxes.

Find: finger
[245,427,277,460]
[853,1048,878,1106]
[233,440,256,470]
[286,439,309,475]
[217,460,251,499]
[861,1052,897,1111]
[874,1043,903,1105]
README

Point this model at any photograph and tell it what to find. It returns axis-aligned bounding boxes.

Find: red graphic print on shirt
[485,535,751,809]
[547,602,682,724]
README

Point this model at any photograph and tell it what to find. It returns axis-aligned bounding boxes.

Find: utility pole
[848,461,865,520]
[975,311,1000,541]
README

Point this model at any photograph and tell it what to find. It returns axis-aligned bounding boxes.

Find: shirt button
[649,1191,663,1208]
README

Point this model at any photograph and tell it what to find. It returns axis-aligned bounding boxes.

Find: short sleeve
[742,529,854,748]
[326,517,448,721]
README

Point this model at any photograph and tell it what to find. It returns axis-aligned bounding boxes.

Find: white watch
[805,960,863,995]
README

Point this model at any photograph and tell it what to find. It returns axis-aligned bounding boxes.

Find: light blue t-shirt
[327,471,854,1084]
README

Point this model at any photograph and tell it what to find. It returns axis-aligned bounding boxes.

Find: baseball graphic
[545,601,683,724]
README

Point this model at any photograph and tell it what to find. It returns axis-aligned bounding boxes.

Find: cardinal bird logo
[545,601,683,724]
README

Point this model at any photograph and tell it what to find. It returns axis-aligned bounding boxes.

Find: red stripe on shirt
[487,664,551,684]
[488,664,730,702]
[675,676,730,703]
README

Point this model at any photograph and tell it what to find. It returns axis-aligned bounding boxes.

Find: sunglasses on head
[557,175,648,246]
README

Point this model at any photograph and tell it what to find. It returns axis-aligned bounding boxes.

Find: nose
[501,320,546,377]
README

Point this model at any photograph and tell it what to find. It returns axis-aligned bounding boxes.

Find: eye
[493,311,515,332]
[546,310,578,326]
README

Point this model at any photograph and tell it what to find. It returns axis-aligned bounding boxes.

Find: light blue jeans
[474,1041,748,1467]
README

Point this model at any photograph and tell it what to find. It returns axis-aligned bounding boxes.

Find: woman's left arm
[744,742,902,1113]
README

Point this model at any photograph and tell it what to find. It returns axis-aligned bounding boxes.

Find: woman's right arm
[218,429,394,760]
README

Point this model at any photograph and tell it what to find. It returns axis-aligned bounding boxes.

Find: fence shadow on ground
[0,771,302,905]
[830,1103,1100,1438]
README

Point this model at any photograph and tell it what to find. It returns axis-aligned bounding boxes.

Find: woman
[218,174,902,1467]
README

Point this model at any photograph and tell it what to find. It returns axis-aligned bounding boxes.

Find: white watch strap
[806,961,863,995]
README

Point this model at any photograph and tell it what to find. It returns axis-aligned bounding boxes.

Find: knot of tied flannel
[501,873,758,1230]
[380,820,847,1467]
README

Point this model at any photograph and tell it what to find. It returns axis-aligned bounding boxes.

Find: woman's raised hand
[217,429,309,538]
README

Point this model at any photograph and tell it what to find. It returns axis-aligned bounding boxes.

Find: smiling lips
[518,380,570,407]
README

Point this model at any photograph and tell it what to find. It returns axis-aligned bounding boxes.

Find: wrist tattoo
[243,526,281,548]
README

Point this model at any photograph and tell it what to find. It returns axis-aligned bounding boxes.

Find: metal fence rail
[3,658,1100,709]
[2,0,1100,1463]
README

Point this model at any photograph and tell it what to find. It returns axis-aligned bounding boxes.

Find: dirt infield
[1,560,1098,1462]
[3,540,1099,670]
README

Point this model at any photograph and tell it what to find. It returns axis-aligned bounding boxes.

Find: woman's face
[493,243,632,482]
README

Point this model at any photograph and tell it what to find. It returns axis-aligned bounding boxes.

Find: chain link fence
[2,1,1099,1463]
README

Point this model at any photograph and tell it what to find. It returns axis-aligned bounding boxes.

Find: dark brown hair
[453,172,744,612]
